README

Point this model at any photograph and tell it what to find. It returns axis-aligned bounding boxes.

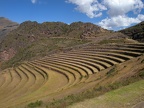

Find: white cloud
[67,0,107,18]
[137,14,144,20]
[98,15,141,30]
[67,0,143,18]
[98,0,144,30]
[67,0,144,30]
[103,0,144,17]
[99,0,144,30]
[31,0,37,4]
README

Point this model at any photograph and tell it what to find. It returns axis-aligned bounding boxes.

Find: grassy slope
[68,80,144,108]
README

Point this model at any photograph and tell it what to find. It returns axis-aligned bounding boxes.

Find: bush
[27,100,43,108]
[139,70,144,78]
[106,67,116,77]
[141,59,144,63]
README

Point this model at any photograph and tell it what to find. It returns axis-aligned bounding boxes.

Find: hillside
[0,17,19,42]
[120,21,144,42]
[0,18,144,108]
[0,42,143,108]
[0,20,112,70]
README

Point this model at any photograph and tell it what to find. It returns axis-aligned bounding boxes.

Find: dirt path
[133,101,144,108]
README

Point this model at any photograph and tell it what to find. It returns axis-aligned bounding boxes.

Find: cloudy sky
[0,0,144,30]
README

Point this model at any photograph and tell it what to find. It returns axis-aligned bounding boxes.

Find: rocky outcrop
[0,48,16,61]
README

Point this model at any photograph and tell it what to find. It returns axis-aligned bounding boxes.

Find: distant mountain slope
[120,21,144,42]
[0,21,111,69]
[0,17,19,42]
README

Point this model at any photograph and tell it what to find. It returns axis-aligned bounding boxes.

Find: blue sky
[0,0,144,30]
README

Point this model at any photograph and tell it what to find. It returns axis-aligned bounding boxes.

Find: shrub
[141,59,144,63]
[139,69,144,78]
[27,100,43,108]
[106,67,116,77]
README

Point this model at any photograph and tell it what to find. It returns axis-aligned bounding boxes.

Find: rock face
[0,17,19,42]
[120,21,144,42]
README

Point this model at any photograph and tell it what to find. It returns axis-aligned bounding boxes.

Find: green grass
[69,80,144,108]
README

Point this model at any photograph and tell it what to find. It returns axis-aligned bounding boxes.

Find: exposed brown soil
[133,101,144,108]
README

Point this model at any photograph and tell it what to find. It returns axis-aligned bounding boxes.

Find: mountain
[0,20,112,69]
[120,21,144,42]
[0,17,19,42]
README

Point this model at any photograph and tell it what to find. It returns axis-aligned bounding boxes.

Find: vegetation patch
[106,67,117,77]
[69,80,144,108]
[98,39,125,44]
[27,100,43,108]
[141,59,144,63]
[139,69,144,78]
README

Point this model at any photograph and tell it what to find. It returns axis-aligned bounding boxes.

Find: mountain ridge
[0,17,19,42]
[120,21,144,42]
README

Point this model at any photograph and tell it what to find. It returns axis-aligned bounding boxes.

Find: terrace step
[21,64,46,91]
[0,67,28,104]
[1,64,38,104]
[51,54,111,68]
[0,70,12,91]
[4,65,69,107]
[39,59,89,83]
[42,57,96,74]
[27,63,48,82]
[56,51,126,62]
[0,73,6,88]
[31,61,74,88]
[0,69,21,100]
